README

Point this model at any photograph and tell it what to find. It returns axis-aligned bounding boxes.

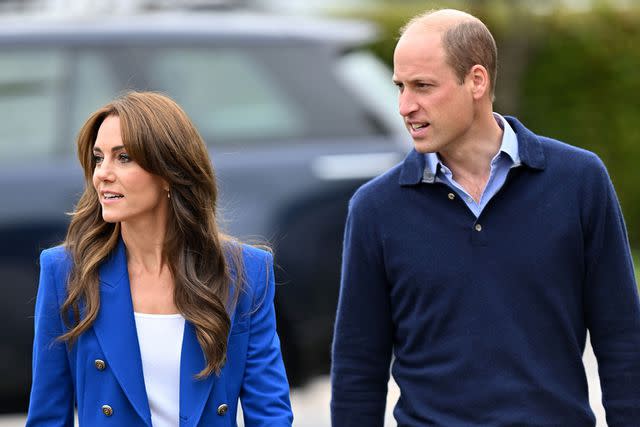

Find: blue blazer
[26,239,293,426]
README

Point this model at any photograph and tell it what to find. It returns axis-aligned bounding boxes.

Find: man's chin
[412,139,437,154]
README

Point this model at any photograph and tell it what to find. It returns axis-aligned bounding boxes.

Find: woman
[26,92,293,426]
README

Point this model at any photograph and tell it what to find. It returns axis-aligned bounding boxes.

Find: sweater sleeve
[331,192,393,427]
[581,157,640,425]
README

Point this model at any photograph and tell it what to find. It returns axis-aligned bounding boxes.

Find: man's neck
[438,112,504,201]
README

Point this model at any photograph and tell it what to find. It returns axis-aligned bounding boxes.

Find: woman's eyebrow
[92,145,125,153]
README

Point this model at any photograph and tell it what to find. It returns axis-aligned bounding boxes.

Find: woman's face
[92,115,169,226]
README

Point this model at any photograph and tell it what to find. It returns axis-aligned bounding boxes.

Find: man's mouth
[409,122,429,130]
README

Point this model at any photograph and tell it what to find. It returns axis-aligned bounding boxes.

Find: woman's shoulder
[239,243,272,265]
[224,240,272,270]
[225,242,274,304]
[37,245,72,303]
[239,244,273,290]
[40,244,72,273]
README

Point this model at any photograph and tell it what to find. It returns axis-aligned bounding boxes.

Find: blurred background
[0,0,638,425]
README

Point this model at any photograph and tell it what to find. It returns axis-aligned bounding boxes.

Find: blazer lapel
[179,321,216,427]
[92,239,152,426]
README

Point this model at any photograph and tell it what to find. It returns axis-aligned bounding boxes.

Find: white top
[134,312,185,427]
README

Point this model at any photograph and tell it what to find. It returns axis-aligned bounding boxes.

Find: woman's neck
[121,222,166,274]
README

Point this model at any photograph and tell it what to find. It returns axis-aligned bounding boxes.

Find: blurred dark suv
[0,10,409,411]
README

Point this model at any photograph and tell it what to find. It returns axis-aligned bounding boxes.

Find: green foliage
[335,3,640,247]
[519,7,640,246]
[635,251,640,286]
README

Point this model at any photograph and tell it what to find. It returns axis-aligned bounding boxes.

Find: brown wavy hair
[61,91,243,377]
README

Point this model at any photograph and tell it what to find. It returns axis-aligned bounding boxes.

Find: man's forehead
[395,28,444,59]
[405,9,478,32]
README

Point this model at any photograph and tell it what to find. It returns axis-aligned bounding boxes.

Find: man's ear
[467,64,490,100]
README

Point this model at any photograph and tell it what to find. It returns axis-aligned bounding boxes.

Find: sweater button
[447,192,455,200]
[475,224,482,232]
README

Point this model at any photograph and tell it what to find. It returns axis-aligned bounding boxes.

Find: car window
[335,51,406,135]
[148,48,305,141]
[0,42,393,159]
[115,44,391,145]
[0,49,68,162]
[70,51,123,139]
[256,45,390,141]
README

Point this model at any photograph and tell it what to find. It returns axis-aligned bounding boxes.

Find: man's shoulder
[355,157,409,197]
[348,160,406,212]
[507,116,606,173]
[538,135,601,164]
[514,126,614,201]
[534,135,611,187]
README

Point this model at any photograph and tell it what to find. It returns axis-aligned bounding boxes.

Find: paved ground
[0,336,606,427]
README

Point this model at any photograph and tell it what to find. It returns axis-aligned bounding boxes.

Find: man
[331,8,640,427]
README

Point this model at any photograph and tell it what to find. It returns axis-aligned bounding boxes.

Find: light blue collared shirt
[423,113,520,217]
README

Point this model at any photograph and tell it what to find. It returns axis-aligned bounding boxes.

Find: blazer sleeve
[26,249,75,427]
[240,250,293,427]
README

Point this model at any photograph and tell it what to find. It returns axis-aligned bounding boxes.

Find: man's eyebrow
[392,77,432,84]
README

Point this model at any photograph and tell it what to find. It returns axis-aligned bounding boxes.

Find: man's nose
[398,90,419,117]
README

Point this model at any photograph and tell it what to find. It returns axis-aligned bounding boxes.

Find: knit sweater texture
[331,116,640,427]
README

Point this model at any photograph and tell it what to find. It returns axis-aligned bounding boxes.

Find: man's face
[393,28,476,154]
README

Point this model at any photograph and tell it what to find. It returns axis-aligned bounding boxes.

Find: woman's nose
[94,161,115,182]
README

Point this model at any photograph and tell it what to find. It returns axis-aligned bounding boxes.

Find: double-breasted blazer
[26,239,293,426]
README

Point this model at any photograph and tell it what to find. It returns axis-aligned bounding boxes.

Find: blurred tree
[519,5,640,245]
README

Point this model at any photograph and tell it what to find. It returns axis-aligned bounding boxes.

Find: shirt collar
[399,115,545,187]
[422,113,520,182]
[495,112,520,166]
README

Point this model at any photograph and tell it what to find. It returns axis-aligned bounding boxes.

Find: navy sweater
[331,117,640,426]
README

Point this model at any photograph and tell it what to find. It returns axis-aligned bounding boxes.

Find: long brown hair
[61,91,243,377]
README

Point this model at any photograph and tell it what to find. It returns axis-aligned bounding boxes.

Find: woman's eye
[93,154,103,164]
[118,153,131,163]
